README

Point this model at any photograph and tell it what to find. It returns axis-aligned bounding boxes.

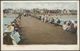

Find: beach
[18,15,77,44]
[3,14,77,44]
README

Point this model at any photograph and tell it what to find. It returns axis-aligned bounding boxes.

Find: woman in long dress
[62,21,68,31]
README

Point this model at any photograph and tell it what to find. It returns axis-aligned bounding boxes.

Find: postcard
[1,1,79,50]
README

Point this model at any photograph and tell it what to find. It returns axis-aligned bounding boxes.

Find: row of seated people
[3,17,21,45]
[31,14,77,33]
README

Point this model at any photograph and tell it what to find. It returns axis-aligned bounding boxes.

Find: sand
[19,16,77,45]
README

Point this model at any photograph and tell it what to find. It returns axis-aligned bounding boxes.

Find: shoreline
[3,13,77,44]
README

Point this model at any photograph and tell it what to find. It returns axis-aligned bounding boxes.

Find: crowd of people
[3,13,77,45]
[3,14,22,45]
[28,14,77,33]
[62,20,77,33]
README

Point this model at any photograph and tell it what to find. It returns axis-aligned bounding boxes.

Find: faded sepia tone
[2,1,78,45]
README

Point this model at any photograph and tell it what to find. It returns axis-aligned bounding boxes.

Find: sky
[3,2,77,10]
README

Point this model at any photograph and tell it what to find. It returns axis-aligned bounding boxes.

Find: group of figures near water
[3,15,22,45]
[3,13,77,45]
[26,14,77,33]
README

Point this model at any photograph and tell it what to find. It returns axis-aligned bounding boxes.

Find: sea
[3,15,77,28]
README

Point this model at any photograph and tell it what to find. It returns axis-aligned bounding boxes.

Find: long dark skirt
[3,32,13,45]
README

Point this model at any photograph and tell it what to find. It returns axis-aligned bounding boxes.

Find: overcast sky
[3,2,77,10]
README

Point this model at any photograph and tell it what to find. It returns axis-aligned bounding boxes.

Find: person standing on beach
[62,21,68,31]
[4,24,14,35]
[3,24,15,45]
[18,13,22,20]
[50,17,54,24]
[41,15,44,22]
[44,15,47,23]
[7,24,14,34]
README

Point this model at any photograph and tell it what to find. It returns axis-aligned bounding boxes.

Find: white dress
[62,24,68,30]
[10,32,21,44]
